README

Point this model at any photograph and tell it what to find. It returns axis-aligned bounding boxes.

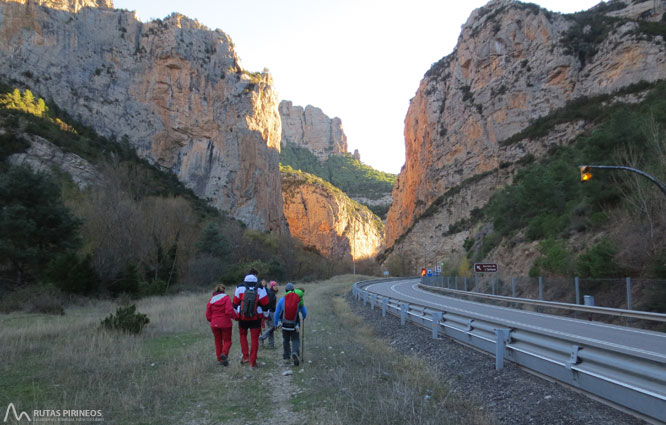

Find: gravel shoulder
[346,291,647,425]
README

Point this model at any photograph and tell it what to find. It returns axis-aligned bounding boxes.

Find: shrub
[0,283,65,314]
[107,263,141,296]
[45,252,99,294]
[530,238,573,277]
[138,278,167,297]
[575,239,619,278]
[101,304,150,334]
[0,133,30,160]
[219,260,269,286]
[641,283,666,313]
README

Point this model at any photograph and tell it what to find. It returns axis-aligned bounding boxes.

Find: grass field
[0,275,489,425]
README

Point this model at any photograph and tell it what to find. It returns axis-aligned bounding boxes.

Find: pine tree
[0,165,81,284]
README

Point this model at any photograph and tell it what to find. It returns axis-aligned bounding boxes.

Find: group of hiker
[204,268,307,369]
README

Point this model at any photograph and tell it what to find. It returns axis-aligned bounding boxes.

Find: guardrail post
[382,298,388,317]
[370,294,376,310]
[512,277,516,298]
[431,312,443,339]
[626,277,632,310]
[363,292,367,306]
[539,276,543,300]
[400,303,409,325]
[495,328,512,370]
[474,276,477,292]
[575,277,580,305]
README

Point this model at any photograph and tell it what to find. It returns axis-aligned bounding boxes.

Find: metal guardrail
[352,279,666,424]
[419,283,666,323]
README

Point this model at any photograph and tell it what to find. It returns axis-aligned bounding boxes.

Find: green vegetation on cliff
[0,84,340,311]
[280,143,396,200]
[280,164,384,234]
[477,80,666,278]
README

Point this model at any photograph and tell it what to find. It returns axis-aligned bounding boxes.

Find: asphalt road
[365,278,666,364]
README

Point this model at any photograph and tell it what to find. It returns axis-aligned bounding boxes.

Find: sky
[114,0,602,174]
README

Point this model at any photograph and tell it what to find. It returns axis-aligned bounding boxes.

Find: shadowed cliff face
[281,169,383,261]
[385,0,666,253]
[0,0,285,232]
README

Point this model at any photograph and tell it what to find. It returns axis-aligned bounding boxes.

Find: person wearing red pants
[233,270,269,368]
[205,283,237,366]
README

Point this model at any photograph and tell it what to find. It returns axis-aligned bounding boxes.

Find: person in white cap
[232,268,269,368]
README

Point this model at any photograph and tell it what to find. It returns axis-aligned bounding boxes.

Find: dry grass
[288,275,492,425]
[0,291,277,424]
[1,276,492,424]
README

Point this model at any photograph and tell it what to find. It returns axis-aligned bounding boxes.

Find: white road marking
[366,280,666,360]
[407,282,666,339]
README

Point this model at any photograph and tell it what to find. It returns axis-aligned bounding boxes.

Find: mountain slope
[383,0,666,276]
[0,0,284,232]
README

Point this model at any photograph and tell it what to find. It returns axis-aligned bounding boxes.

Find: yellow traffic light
[580,166,592,182]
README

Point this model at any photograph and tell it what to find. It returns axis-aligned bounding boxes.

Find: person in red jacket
[205,283,237,366]
[233,271,270,368]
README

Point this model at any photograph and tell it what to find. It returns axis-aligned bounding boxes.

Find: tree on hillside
[0,165,81,285]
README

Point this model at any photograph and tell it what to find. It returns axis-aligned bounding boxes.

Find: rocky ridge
[0,0,285,232]
[281,167,383,261]
[279,100,347,160]
[383,0,666,271]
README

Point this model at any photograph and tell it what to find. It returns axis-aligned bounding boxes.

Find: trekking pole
[301,317,305,362]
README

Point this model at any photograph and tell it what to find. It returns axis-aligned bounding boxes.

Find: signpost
[474,263,498,273]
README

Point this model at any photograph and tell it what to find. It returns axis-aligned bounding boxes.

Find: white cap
[244,274,258,283]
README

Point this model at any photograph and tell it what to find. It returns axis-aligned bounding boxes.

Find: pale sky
[114,0,602,174]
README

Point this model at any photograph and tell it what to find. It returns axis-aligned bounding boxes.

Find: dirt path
[265,355,301,425]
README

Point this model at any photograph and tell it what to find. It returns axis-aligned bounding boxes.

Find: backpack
[281,291,301,331]
[240,285,258,319]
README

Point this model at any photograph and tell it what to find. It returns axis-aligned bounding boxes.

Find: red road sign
[474,263,498,273]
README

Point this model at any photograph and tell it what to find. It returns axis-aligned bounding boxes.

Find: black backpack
[240,285,258,319]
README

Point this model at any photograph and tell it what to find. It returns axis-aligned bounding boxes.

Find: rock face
[282,168,383,261]
[8,135,100,188]
[4,0,112,12]
[0,0,285,232]
[385,0,666,257]
[279,100,347,160]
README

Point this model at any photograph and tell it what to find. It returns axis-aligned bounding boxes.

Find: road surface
[365,278,666,363]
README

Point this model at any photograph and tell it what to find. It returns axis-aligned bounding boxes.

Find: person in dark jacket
[205,283,236,366]
[233,272,269,368]
[260,281,279,348]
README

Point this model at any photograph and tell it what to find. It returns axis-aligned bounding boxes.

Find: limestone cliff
[279,100,347,160]
[385,0,666,264]
[0,0,285,232]
[281,167,383,261]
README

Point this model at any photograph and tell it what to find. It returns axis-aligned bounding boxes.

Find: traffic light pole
[579,165,666,198]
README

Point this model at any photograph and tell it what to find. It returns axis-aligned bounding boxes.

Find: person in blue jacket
[274,282,307,366]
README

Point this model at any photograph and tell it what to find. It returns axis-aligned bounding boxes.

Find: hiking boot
[220,354,229,367]
[240,358,249,365]
[292,353,300,366]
